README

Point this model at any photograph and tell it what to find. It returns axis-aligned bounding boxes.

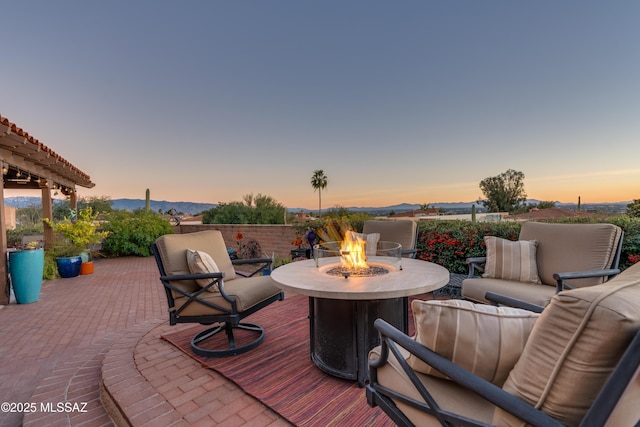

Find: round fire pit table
[271,258,449,386]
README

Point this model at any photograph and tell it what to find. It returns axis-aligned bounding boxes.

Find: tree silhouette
[479,169,527,213]
[310,170,328,215]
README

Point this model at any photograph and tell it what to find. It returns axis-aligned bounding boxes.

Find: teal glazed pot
[9,249,45,304]
[56,256,83,278]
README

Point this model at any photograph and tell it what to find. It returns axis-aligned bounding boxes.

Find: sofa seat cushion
[369,345,496,426]
[462,277,556,306]
[483,237,541,284]
[494,262,640,426]
[410,299,539,386]
[173,275,282,316]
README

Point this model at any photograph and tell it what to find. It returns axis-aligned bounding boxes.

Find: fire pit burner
[326,265,390,278]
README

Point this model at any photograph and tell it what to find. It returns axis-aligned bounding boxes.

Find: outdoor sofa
[462,222,623,307]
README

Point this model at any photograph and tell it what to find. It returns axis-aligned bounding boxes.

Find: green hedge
[416,216,640,274]
[101,210,174,257]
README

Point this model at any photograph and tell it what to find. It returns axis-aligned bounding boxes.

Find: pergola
[0,115,95,304]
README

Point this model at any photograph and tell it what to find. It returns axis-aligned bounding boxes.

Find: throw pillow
[346,231,380,256]
[409,299,540,386]
[483,236,541,284]
[186,249,221,292]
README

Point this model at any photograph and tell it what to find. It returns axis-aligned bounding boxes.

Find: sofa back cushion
[493,262,640,426]
[518,222,622,287]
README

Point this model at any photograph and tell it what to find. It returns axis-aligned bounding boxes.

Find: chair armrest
[232,257,273,277]
[466,257,486,277]
[485,292,545,313]
[160,272,224,282]
[553,268,621,293]
[160,271,229,298]
[369,319,563,427]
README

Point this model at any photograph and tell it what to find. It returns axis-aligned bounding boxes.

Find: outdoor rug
[161,292,429,426]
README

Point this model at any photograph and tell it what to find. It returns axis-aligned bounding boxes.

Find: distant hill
[3,197,217,215]
[3,197,630,216]
[110,199,217,214]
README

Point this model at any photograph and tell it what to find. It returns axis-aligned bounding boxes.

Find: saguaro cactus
[145,188,151,211]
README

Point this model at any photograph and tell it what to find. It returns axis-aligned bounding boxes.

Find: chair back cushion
[155,231,236,296]
[346,230,380,256]
[494,262,640,426]
[518,222,622,287]
[363,220,417,252]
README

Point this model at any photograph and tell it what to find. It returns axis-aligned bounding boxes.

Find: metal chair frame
[367,318,640,427]
[152,243,284,357]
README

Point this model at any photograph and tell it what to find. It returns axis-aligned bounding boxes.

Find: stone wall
[178,224,302,259]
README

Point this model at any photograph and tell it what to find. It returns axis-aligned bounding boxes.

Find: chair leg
[191,322,266,357]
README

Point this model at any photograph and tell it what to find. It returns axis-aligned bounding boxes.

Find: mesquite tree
[479,169,527,213]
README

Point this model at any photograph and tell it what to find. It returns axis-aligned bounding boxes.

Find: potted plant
[43,207,109,278]
[8,240,45,303]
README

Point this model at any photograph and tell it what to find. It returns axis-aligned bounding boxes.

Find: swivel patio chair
[367,261,640,426]
[152,230,284,357]
[362,220,418,258]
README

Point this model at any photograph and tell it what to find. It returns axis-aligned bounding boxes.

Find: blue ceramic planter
[9,249,45,304]
[56,256,83,278]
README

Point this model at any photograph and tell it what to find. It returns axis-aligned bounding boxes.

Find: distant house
[293,212,316,222]
[390,208,440,218]
[4,206,16,230]
[507,207,608,221]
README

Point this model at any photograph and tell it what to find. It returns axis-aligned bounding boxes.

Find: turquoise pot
[56,256,83,278]
[9,249,45,304]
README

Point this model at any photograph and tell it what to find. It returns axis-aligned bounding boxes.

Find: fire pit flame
[340,232,368,270]
[314,238,402,278]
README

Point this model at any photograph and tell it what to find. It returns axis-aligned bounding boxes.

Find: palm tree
[310,170,328,215]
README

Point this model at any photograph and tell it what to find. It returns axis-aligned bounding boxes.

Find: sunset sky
[2,1,639,210]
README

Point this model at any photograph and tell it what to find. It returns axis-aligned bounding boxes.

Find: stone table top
[270,258,449,300]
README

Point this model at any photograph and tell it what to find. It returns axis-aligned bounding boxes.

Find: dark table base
[309,296,408,386]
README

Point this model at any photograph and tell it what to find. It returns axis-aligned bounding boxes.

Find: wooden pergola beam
[0,116,95,305]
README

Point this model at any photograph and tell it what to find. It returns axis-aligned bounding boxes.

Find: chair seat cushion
[462,277,556,306]
[174,276,282,316]
[483,237,541,284]
[369,345,496,426]
[409,299,539,386]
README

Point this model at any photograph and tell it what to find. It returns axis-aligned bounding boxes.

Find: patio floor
[0,256,289,427]
[0,255,464,426]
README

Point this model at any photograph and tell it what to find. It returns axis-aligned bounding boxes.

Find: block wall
[178,224,302,259]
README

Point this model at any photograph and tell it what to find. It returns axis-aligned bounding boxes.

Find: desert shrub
[6,225,43,248]
[101,210,174,257]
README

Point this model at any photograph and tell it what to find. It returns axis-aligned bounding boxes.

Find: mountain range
[3,197,630,215]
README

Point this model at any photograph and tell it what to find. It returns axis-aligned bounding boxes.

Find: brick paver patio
[0,256,288,426]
